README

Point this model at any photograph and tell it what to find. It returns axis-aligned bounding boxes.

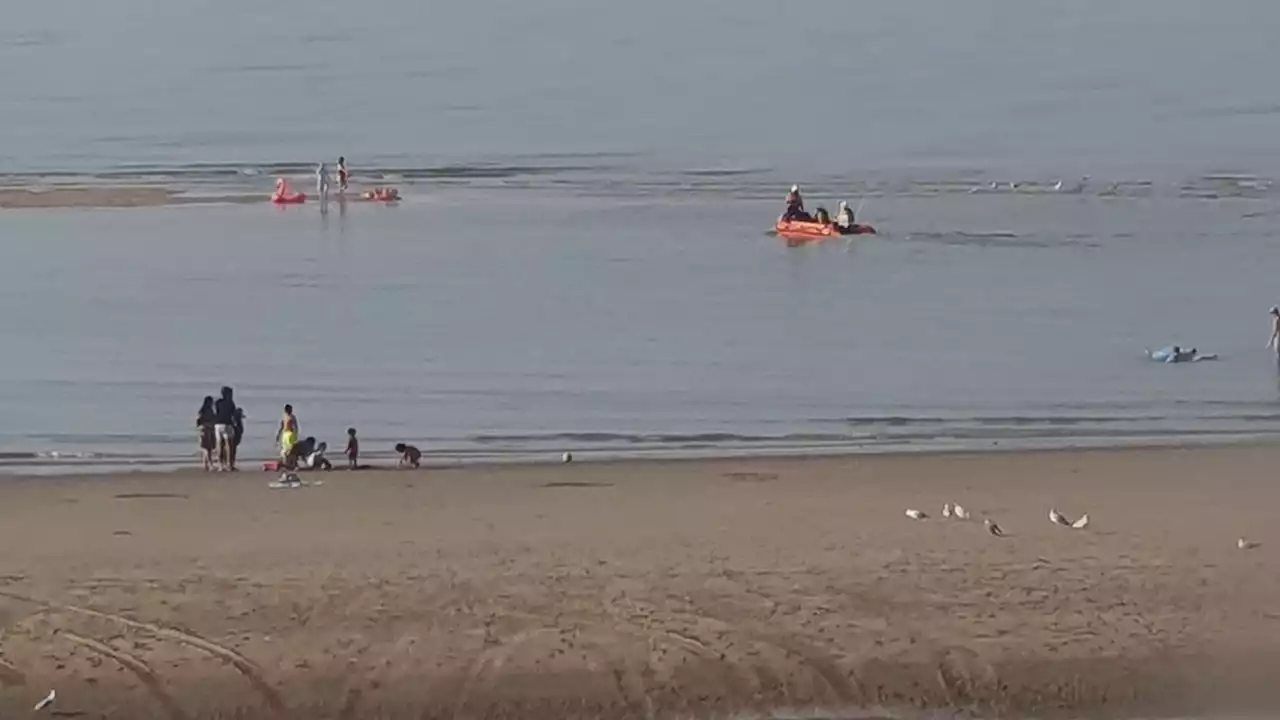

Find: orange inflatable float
[774,219,876,244]
[271,178,307,204]
[361,187,400,202]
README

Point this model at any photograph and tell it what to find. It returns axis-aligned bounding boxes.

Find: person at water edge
[213,386,239,471]
[836,201,856,229]
[276,404,299,459]
[229,406,244,468]
[346,427,359,469]
[782,185,810,221]
[337,156,349,192]
[1266,307,1280,360]
[196,396,217,471]
[283,436,315,470]
[316,163,330,203]
[395,442,421,469]
[287,437,332,470]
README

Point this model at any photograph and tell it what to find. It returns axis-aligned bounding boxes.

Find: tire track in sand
[0,590,284,713]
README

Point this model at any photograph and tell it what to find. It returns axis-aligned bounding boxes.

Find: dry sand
[2,444,1280,718]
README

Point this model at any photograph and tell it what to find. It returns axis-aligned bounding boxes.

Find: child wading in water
[395,443,421,468]
[346,427,359,469]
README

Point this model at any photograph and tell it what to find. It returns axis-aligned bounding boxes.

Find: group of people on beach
[196,393,424,473]
[195,387,243,472]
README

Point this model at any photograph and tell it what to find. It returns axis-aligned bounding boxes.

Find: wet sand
[0,187,236,209]
[0,185,396,209]
[2,444,1280,718]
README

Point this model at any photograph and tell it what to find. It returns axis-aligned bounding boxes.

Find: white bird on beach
[942,503,953,519]
[985,519,1006,537]
[33,689,55,712]
[953,504,971,520]
[1238,537,1260,550]
[1051,180,1064,191]
[561,451,573,464]
[1048,508,1072,527]
[905,509,927,520]
[1071,513,1090,529]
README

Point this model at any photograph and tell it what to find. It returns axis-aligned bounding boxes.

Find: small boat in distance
[774,218,876,245]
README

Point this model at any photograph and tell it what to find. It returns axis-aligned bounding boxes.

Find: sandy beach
[0,445,1278,718]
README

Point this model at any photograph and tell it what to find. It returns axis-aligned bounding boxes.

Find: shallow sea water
[3,0,1280,469]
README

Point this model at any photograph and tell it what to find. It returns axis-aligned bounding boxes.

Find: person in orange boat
[782,185,810,221]
[835,200,856,230]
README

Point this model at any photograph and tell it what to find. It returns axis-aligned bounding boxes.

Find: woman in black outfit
[196,396,217,471]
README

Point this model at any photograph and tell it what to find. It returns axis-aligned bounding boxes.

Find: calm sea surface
[3,0,1280,471]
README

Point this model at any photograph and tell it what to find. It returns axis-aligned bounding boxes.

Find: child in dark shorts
[345,427,359,469]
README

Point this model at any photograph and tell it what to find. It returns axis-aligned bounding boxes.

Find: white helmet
[791,185,799,193]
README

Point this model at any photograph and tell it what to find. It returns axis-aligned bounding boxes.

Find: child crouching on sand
[395,443,421,468]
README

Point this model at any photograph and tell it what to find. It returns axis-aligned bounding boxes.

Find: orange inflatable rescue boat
[774,219,876,245]
[271,178,307,204]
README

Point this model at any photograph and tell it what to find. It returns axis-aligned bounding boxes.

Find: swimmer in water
[337,156,349,193]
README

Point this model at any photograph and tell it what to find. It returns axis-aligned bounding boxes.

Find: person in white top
[315,163,330,204]
[1266,307,1280,361]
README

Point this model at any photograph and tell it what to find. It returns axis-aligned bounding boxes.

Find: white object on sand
[268,473,304,489]
[942,503,953,519]
[985,519,1005,537]
[561,451,573,463]
[33,689,55,712]
[1072,513,1090,529]
[1238,537,1260,550]
[953,504,970,520]
[1049,508,1072,526]
[905,509,927,520]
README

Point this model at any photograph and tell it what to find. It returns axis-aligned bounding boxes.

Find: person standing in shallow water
[196,396,216,471]
[213,386,239,472]
[1267,307,1280,364]
[316,163,330,205]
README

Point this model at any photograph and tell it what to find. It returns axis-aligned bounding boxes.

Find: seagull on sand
[905,509,927,520]
[1071,513,1090,529]
[942,503,954,519]
[33,690,55,712]
[1048,508,1072,526]
[1051,180,1064,191]
[953,504,971,520]
[985,519,1006,537]
[1238,537,1260,550]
